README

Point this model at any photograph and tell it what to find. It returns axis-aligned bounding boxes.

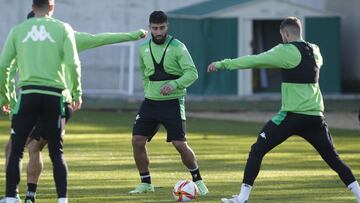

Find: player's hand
[72,101,82,112]
[1,104,10,114]
[160,84,174,96]
[139,29,148,39]
[207,62,218,72]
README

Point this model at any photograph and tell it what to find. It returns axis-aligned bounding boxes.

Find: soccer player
[0,0,81,202]
[0,10,147,203]
[129,11,208,195]
[208,17,360,203]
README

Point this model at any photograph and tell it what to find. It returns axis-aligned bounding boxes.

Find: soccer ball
[172,180,198,202]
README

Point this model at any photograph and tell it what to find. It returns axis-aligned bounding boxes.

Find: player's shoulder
[42,17,74,33]
[11,19,31,32]
[170,37,185,48]
[265,43,295,54]
[307,42,320,51]
[139,39,150,50]
[274,43,301,54]
[55,19,74,30]
[278,43,297,49]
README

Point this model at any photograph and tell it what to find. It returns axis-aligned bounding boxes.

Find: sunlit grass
[0,111,359,202]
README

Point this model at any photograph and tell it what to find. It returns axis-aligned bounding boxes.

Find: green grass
[0,111,359,203]
[82,97,360,112]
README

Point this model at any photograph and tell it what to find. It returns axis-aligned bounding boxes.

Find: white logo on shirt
[22,25,55,43]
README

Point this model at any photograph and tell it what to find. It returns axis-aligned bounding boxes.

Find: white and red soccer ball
[172,180,198,202]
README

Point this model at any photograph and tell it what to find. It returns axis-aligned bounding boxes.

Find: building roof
[168,0,252,17]
[168,0,337,19]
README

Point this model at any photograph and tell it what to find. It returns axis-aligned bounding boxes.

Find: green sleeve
[63,24,82,102]
[8,60,18,108]
[75,29,146,52]
[168,44,198,89]
[215,44,301,71]
[0,29,16,106]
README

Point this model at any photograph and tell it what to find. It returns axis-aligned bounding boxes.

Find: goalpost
[82,42,136,96]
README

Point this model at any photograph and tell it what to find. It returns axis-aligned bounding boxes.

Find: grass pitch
[0,111,359,202]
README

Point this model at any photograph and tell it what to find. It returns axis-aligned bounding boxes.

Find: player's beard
[152,33,167,45]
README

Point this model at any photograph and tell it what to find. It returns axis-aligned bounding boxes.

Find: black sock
[189,167,202,182]
[140,172,151,184]
[26,183,37,201]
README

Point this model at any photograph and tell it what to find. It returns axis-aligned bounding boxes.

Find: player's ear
[49,4,55,12]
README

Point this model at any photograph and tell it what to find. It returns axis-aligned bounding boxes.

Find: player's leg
[160,98,208,195]
[301,117,360,202]
[0,140,11,203]
[24,102,71,202]
[130,99,159,194]
[5,138,11,166]
[41,94,68,202]
[25,135,47,202]
[6,94,40,202]
[171,140,208,195]
[166,121,208,195]
[171,140,197,171]
[222,114,294,203]
[0,138,21,203]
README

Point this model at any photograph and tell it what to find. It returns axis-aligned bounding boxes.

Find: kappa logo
[22,25,55,43]
[134,114,140,124]
[260,132,266,139]
[10,128,15,135]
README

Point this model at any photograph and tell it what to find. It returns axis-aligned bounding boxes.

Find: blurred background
[1,0,359,117]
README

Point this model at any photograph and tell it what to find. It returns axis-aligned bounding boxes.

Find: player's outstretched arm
[208,44,301,72]
[75,29,148,52]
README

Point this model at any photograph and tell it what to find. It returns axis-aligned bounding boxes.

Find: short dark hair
[27,11,35,19]
[149,11,168,24]
[280,17,302,35]
[33,0,53,8]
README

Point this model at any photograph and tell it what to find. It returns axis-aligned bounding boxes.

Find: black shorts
[11,92,65,150]
[29,103,73,141]
[132,98,186,142]
[255,112,337,157]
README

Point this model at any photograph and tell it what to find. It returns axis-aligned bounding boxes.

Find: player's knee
[48,147,63,162]
[249,143,266,158]
[28,143,42,154]
[132,135,147,148]
[49,154,64,166]
[10,143,25,159]
[5,140,11,155]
